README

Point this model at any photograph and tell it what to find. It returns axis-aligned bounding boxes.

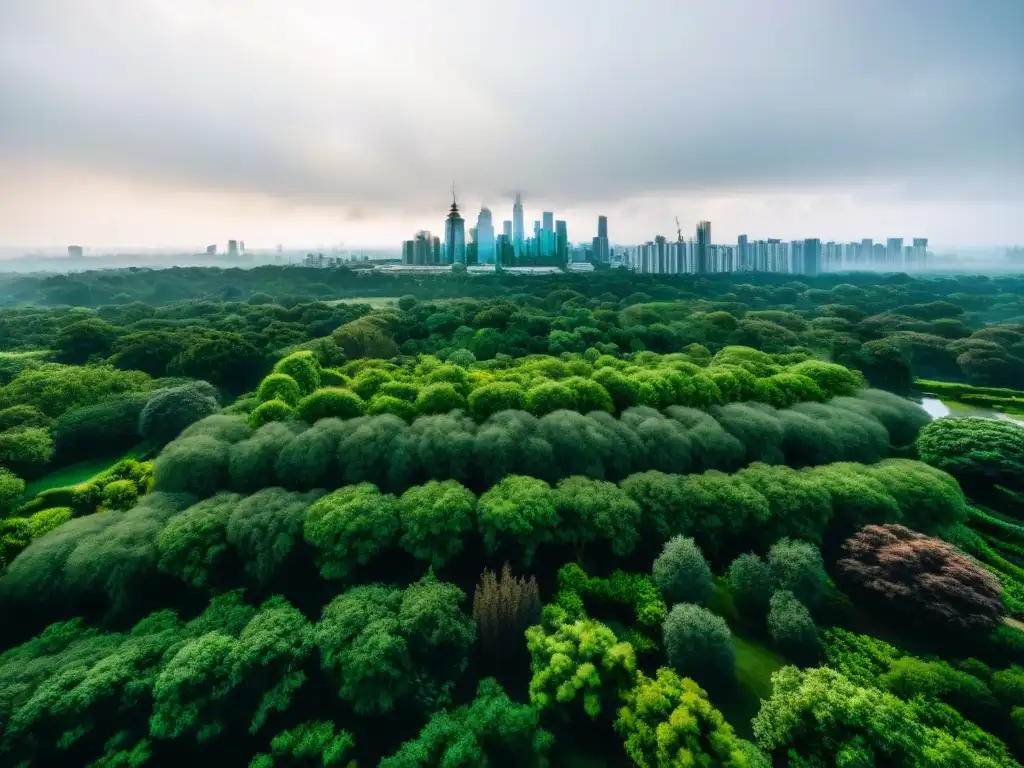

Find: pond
[918,396,1024,427]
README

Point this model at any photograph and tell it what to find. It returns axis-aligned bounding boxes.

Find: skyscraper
[593,216,610,263]
[476,207,496,264]
[912,238,928,270]
[502,220,512,239]
[512,193,525,259]
[444,188,466,264]
[886,238,903,267]
[542,212,554,233]
[737,234,749,271]
[598,215,608,239]
[696,220,711,273]
[861,238,873,267]
[801,238,821,276]
[555,220,568,266]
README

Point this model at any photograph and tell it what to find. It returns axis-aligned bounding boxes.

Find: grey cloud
[1,0,1022,213]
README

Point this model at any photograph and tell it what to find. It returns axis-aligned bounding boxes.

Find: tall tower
[476,207,496,264]
[512,193,525,260]
[444,185,466,264]
[542,212,554,232]
[555,220,568,266]
[696,220,711,274]
[802,238,821,276]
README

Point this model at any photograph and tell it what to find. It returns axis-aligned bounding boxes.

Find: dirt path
[1002,616,1024,632]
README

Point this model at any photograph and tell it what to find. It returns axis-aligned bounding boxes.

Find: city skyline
[1,1,1022,248]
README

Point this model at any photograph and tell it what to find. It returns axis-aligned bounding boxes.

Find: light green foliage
[0,363,151,418]
[467,381,527,421]
[102,479,139,511]
[257,373,302,406]
[525,381,576,416]
[651,535,714,606]
[247,399,295,428]
[251,721,354,767]
[787,360,863,396]
[766,538,827,607]
[415,383,467,416]
[317,575,475,715]
[753,665,1018,767]
[766,590,818,661]
[477,475,559,565]
[662,603,734,687]
[397,480,476,567]
[303,483,399,580]
[380,678,551,768]
[0,425,55,470]
[273,351,322,395]
[350,367,394,400]
[295,387,365,422]
[556,563,668,629]
[28,506,73,537]
[616,668,769,768]
[367,394,418,422]
[157,492,241,588]
[553,475,641,558]
[917,417,1024,492]
[379,380,419,402]
[526,612,636,719]
[0,466,25,514]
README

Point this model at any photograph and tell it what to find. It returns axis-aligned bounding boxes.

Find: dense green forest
[2,265,1024,767]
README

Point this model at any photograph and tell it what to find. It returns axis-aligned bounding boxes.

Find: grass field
[24,447,146,498]
[326,296,398,308]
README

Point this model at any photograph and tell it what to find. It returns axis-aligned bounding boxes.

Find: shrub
[397,480,476,567]
[0,405,49,431]
[663,603,735,686]
[303,483,399,581]
[916,417,1024,491]
[138,382,222,445]
[727,553,774,618]
[367,395,418,422]
[273,351,322,395]
[0,467,25,515]
[295,388,365,422]
[651,535,714,606]
[767,590,819,661]
[838,523,1003,633]
[415,383,467,416]
[27,506,73,538]
[256,374,302,406]
[467,382,527,421]
[248,399,295,429]
[102,479,140,511]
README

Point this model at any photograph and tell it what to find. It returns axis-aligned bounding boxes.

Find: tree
[380,677,551,768]
[0,467,25,515]
[102,479,139,511]
[553,476,641,560]
[916,417,1024,492]
[138,381,222,445]
[616,668,769,768]
[295,388,365,422]
[662,604,734,687]
[0,405,49,431]
[473,563,542,660]
[173,334,265,395]
[257,373,302,406]
[397,480,476,567]
[53,318,119,364]
[272,351,322,395]
[651,535,714,606]
[415,383,467,416]
[727,553,774,618]
[766,538,826,608]
[248,399,295,428]
[0,426,54,475]
[157,493,241,588]
[477,475,560,565]
[251,721,354,767]
[837,523,1003,633]
[766,591,819,662]
[525,381,576,416]
[526,612,636,720]
[467,382,527,421]
[367,394,419,422]
[303,483,399,581]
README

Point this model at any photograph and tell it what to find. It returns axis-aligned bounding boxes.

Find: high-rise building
[68,245,84,259]
[737,234,749,271]
[542,211,554,233]
[401,230,440,265]
[512,193,525,259]
[476,207,496,264]
[912,238,928,270]
[598,215,608,239]
[886,238,904,267]
[227,240,239,257]
[801,238,821,276]
[444,190,466,264]
[555,220,568,266]
[696,220,711,273]
[502,220,513,240]
[860,238,873,267]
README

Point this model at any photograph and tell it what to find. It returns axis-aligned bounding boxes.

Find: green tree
[273,351,322,395]
[467,382,528,421]
[303,483,399,580]
[766,538,827,607]
[257,373,302,406]
[766,590,819,661]
[54,318,119,364]
[248,399,295,428]
[138,381,221,445]
[663,603,734,687]
[553,476,641,560]
[651,535,714,606]
[397,480,476,568]
[727,553,774,618]
[0,466,25,515]
[477,475,560,565]
[295,388,365,422]
[415,383,468,416]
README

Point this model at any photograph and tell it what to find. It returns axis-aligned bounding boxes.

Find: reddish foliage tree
[837,523,1003,632]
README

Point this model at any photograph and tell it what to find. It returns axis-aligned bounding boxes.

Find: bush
[0,467,26,515]
[467,382,527,422]
[767,590,819,661]
[663,603,735,686]
[52,392,150,462]
[248,399,295,428]
[367,395,418,422]
[916,417,1024,492]
[138,382,221,445]
[767,538,827,607]
[273,351,322,395]
[651,535,714,606]
[102,479,140,511]
[727,553,774,618]
[415,383,467,416]
[0,405,49,431]
[295,388,365,422]
[257,374,302,406]
[27,506,72,537]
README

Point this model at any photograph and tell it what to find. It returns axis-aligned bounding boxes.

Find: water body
[918,396,1024,427]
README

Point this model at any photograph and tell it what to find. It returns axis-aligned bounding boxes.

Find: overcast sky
[1,0,1022,250]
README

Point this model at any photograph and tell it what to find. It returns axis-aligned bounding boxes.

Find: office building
[205,244,217,255]
[800,238,821,276]
[696,220,711,273]
[512,193,525,258]
[555,220,568,265]
[444,191,466,264]
[592,215,610,263]
[542,211,554,232]
[737,234,749,271]
[502,220,513,240]
[227,240,239,257]
[67,245,84,258]
[912,238,928,270]
[476,207,496,264]
[886,238,903,268]
[401,230,441,265]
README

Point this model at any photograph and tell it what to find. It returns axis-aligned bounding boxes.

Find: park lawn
[712,633,787,740]
[24,446,146,498]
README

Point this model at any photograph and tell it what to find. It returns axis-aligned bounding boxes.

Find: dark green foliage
[138,381,221,445]
[477,475,559,565]
[662,603,735,687]
[766,590,819,661]
[52,391,150,462]
[917,417,1024,492]
[553,475,641,559]
[766,538,827,607]
[397,480,476,567]
[651,535,714,606]
[251,721,354,767]
[225,487,321,586]
[727,553,774,618]
[303,483,399,581]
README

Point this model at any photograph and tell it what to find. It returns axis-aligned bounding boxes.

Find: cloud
[0,0,1022,245]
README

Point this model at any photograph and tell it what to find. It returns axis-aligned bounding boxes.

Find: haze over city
[1,0,1023,250]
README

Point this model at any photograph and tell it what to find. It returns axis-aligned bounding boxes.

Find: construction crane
[675,216,684,243]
